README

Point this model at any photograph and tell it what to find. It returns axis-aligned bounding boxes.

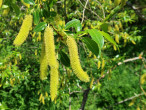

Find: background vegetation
[0,0,146,110]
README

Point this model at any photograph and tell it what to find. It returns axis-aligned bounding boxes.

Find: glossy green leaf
[24,0,35,5]
[88,29,104,49]
[33,10,40,25]
[99,31,117,46]
[60,51,70,67]
[65,19,82,32]
[82,37,99,56]
[33,22,47,32]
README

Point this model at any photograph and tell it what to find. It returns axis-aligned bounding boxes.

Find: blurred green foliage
[0,0,146,109]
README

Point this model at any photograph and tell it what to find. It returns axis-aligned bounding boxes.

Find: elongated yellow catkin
[40,42,48,80]
[67,36,89,82]
[98,60,101,69]
[13,15,32,46]
[50,68,59,101]
[115,34,119,44]
[0,0,2,8]
[140,73,146,85]
[44,25,59,68]
[115,24,119,32]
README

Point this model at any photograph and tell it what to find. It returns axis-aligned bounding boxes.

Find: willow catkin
[0,0,2,8]
[13,15,32,46]
[40,42,48,80]
[21,0,30,8]
[67,36,89,82]
[44,25,59,68]
[50,67,59,101]
[115,34,119,44]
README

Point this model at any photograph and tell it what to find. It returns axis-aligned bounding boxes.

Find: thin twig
[118,57,141,65]
[69,91,83,95]
[116,93,144,105]
[95,0,105,18]
[106,93,144,109]
[77,0,103,20]
[94,56,143,84]
[81,0,89,24]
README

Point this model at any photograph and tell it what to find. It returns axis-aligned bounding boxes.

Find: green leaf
[100,23,109,32]
[33,10,40,25]
[11,4,20,15]
[65,19,82,32]
[82,37,99,56]
[88,29,104,49]
[24,0,35,5]
[60,51,70,67]
[2,5,9,9]
[33,22,47,32]
[99,31,117,46]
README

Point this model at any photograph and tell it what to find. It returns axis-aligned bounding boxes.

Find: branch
[118,57,142,65]
[79,88,90,110]
[95,0,105,18]
[77,0,103,20]
[94,55,143,84]
[103,5,121,22]
[81,0,89,24]
[126,1,146,21]
[117,93,144,105]
[69,91,83,95]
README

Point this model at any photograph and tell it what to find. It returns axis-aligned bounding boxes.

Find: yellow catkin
[21,0,30,8]
[2,8,10,16]
[115,34,119,44]
[101,59,105,69]
[98,60,101,69]
[0,0,2,8]
[115,24,119,32]
[13,15,32,46]
[50,68,59,101]
[140,73,146,85]
[119,21,123,30]
[113,45,117,51]
[44,25,59,68]
[90,77,94,89]
[67,36,90,82]
[40,42,48,80]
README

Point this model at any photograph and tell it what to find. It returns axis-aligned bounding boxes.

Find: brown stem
[80,88,90,110]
